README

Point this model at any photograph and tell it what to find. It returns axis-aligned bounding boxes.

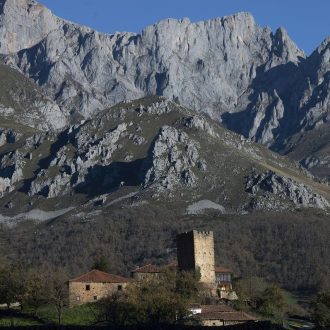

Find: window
[118,285,123,291]
[76,296,80,301]
[94,296,98,301]
[217,274,231,283]
[85,284,90,291]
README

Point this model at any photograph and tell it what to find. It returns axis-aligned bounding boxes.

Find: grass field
[37,304,98,325]
[0,317,42,326]
[0,304,99,326]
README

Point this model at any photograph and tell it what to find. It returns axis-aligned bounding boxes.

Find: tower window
[85,284,90,291]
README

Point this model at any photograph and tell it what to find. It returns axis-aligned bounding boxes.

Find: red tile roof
[215,266,233,274]
[69,269,132,283]
[191,304,257,322]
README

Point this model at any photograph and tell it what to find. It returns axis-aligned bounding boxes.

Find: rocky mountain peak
[0,0,59,54]
[315,36,330,54]
[0,0,329,180]
[272,27,305,62]
[308,36,330,74]
[0,1,305,121]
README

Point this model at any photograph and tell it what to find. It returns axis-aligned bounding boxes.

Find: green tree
[98,269,199,327]
[98,292,140,327]
[0,264,26,309]
[255,284,287,318]
[175,270,200,300]
[92,256,110,273]
[233,276,270,311]
[23,270,48,316]
[310,291,330,328]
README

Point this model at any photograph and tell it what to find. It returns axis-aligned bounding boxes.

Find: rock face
[0,150,24,195]
[0,97,327,214]
[245,170,330,210]
[143,126,202,191]
[0,64,67,130]
[1,5,305,124]
[0,0,329,179]
[0,0,59,54]
[27,100,206,198]
[0,129,20,146]
[28,120,129,198]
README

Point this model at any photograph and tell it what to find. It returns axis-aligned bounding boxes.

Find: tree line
[1,207,329,292]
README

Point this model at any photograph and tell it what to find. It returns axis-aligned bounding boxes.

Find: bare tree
[46,268,69,326]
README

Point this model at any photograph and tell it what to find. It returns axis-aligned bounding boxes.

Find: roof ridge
[69,269,132,283]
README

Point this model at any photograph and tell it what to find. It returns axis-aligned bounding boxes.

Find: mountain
[0,0,329,291]
[277,38,330,179]
[0,0,329,180]
[0,96,328,214]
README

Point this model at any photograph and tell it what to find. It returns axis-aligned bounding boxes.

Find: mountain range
[0,0,329,180]
[0,0,329,290]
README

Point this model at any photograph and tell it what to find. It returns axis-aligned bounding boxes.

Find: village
[68,230,256,327]
[0,229,323,329]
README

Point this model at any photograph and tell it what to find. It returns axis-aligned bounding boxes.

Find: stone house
[68,269,132,307]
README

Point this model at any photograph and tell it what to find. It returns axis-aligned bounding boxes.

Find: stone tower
[176,230,215,283]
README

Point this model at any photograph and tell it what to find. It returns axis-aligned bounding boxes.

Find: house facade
[215,267,233,290]
[68,269,132,307]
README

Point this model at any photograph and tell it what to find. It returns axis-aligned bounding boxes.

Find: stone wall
[68,281,128,307]
[131,272,162,281]
[177,231,195,271]
[193,231,215,283]
[202,319,224,326]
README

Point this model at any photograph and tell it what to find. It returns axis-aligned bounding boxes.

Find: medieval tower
[176,230,216,284]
